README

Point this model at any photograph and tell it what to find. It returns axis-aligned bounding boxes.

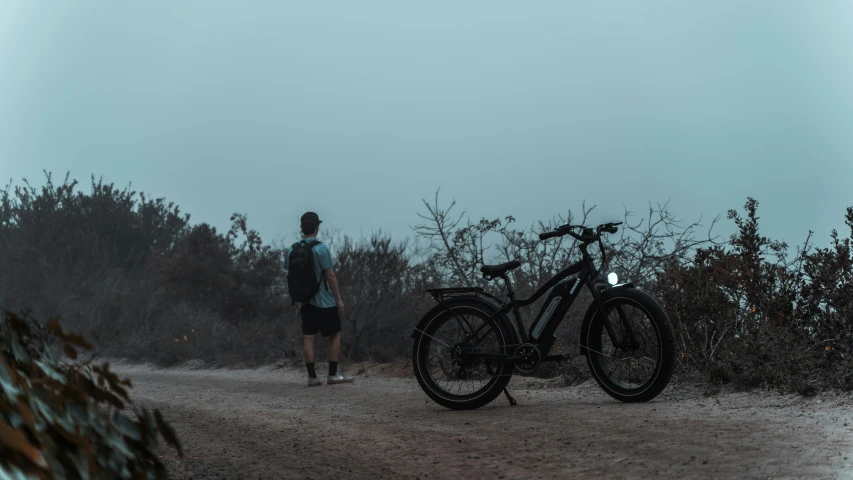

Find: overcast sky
[2,1,851,255]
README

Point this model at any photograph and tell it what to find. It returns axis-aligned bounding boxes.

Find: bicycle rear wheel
[412,300,515,410]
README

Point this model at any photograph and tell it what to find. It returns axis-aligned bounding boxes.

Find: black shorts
[300,304,341,337]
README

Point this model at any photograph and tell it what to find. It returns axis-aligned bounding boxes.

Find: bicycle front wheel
[583,288,675,403]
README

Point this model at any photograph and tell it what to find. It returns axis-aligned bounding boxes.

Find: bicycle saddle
[480,260,521,276]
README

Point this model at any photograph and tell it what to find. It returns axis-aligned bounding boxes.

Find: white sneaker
[327,373,354,385]
[307,377,323,387]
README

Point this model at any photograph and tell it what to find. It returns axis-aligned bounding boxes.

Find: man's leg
[328,331,341,376]
[328,331,341,363]
[303,335,317,378]
[301,305,321,385]
[304,335,316,363]
[324,308,352,383]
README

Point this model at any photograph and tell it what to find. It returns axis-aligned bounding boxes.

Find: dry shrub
[3,174,852,394]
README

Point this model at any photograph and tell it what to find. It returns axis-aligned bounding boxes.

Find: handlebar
[538,230,563,240]
[538,222,622,242]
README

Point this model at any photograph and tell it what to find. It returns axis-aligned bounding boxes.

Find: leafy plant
[0,309,182,479]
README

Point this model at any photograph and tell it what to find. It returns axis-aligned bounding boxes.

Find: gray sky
[2,1,851,255]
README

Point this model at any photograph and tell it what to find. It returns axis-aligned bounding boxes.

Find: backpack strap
[291,239,321,247]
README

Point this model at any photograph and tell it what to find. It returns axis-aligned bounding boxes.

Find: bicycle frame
[428,241,637,364]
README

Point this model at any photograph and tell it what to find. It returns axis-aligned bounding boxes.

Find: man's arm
[317,244,344,314]
[324,269,344,314]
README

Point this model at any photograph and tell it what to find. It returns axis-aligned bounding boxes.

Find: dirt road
[112,361,853,479]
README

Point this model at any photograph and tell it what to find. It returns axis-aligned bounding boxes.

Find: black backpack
[287,239,326,304]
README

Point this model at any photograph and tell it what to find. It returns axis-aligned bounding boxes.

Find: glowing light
[607,272,618,285]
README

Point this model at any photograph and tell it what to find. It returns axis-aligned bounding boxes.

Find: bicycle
[411,221,676,410]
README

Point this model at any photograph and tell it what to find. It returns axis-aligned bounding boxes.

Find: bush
[654,199,853,391]
[3,172,852,394]
[0,309,181,479]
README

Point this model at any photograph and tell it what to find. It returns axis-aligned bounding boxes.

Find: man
[284,212,354,387]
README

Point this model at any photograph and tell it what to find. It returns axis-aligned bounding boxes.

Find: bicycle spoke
[593,301,661,390]
[581,345,613,358]
[414,329,452,348]
[423,311,508,398]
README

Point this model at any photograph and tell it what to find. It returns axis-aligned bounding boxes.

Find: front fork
[587,279,638,349]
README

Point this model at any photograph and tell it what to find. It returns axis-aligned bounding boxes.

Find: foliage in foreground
[0,309,182,479]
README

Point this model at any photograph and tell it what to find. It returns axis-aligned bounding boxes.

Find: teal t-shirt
[283,238,336,308]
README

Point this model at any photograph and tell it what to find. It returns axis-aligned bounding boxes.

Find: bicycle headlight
[607,272,618,285]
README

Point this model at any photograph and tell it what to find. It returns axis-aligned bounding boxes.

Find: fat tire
[584,288,675,403]
[412,300,514,410]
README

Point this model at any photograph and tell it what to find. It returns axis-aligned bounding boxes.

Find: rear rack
[426,287,506,306]
[426,287,484,296]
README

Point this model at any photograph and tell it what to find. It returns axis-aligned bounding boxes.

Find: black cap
[300,212,322,226]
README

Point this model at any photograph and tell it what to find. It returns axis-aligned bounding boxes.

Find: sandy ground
[111,360,853,480]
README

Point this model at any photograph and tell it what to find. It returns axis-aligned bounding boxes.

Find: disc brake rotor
[513,343,542,374]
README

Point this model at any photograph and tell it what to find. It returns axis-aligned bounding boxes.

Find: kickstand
[503,388,517,406]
